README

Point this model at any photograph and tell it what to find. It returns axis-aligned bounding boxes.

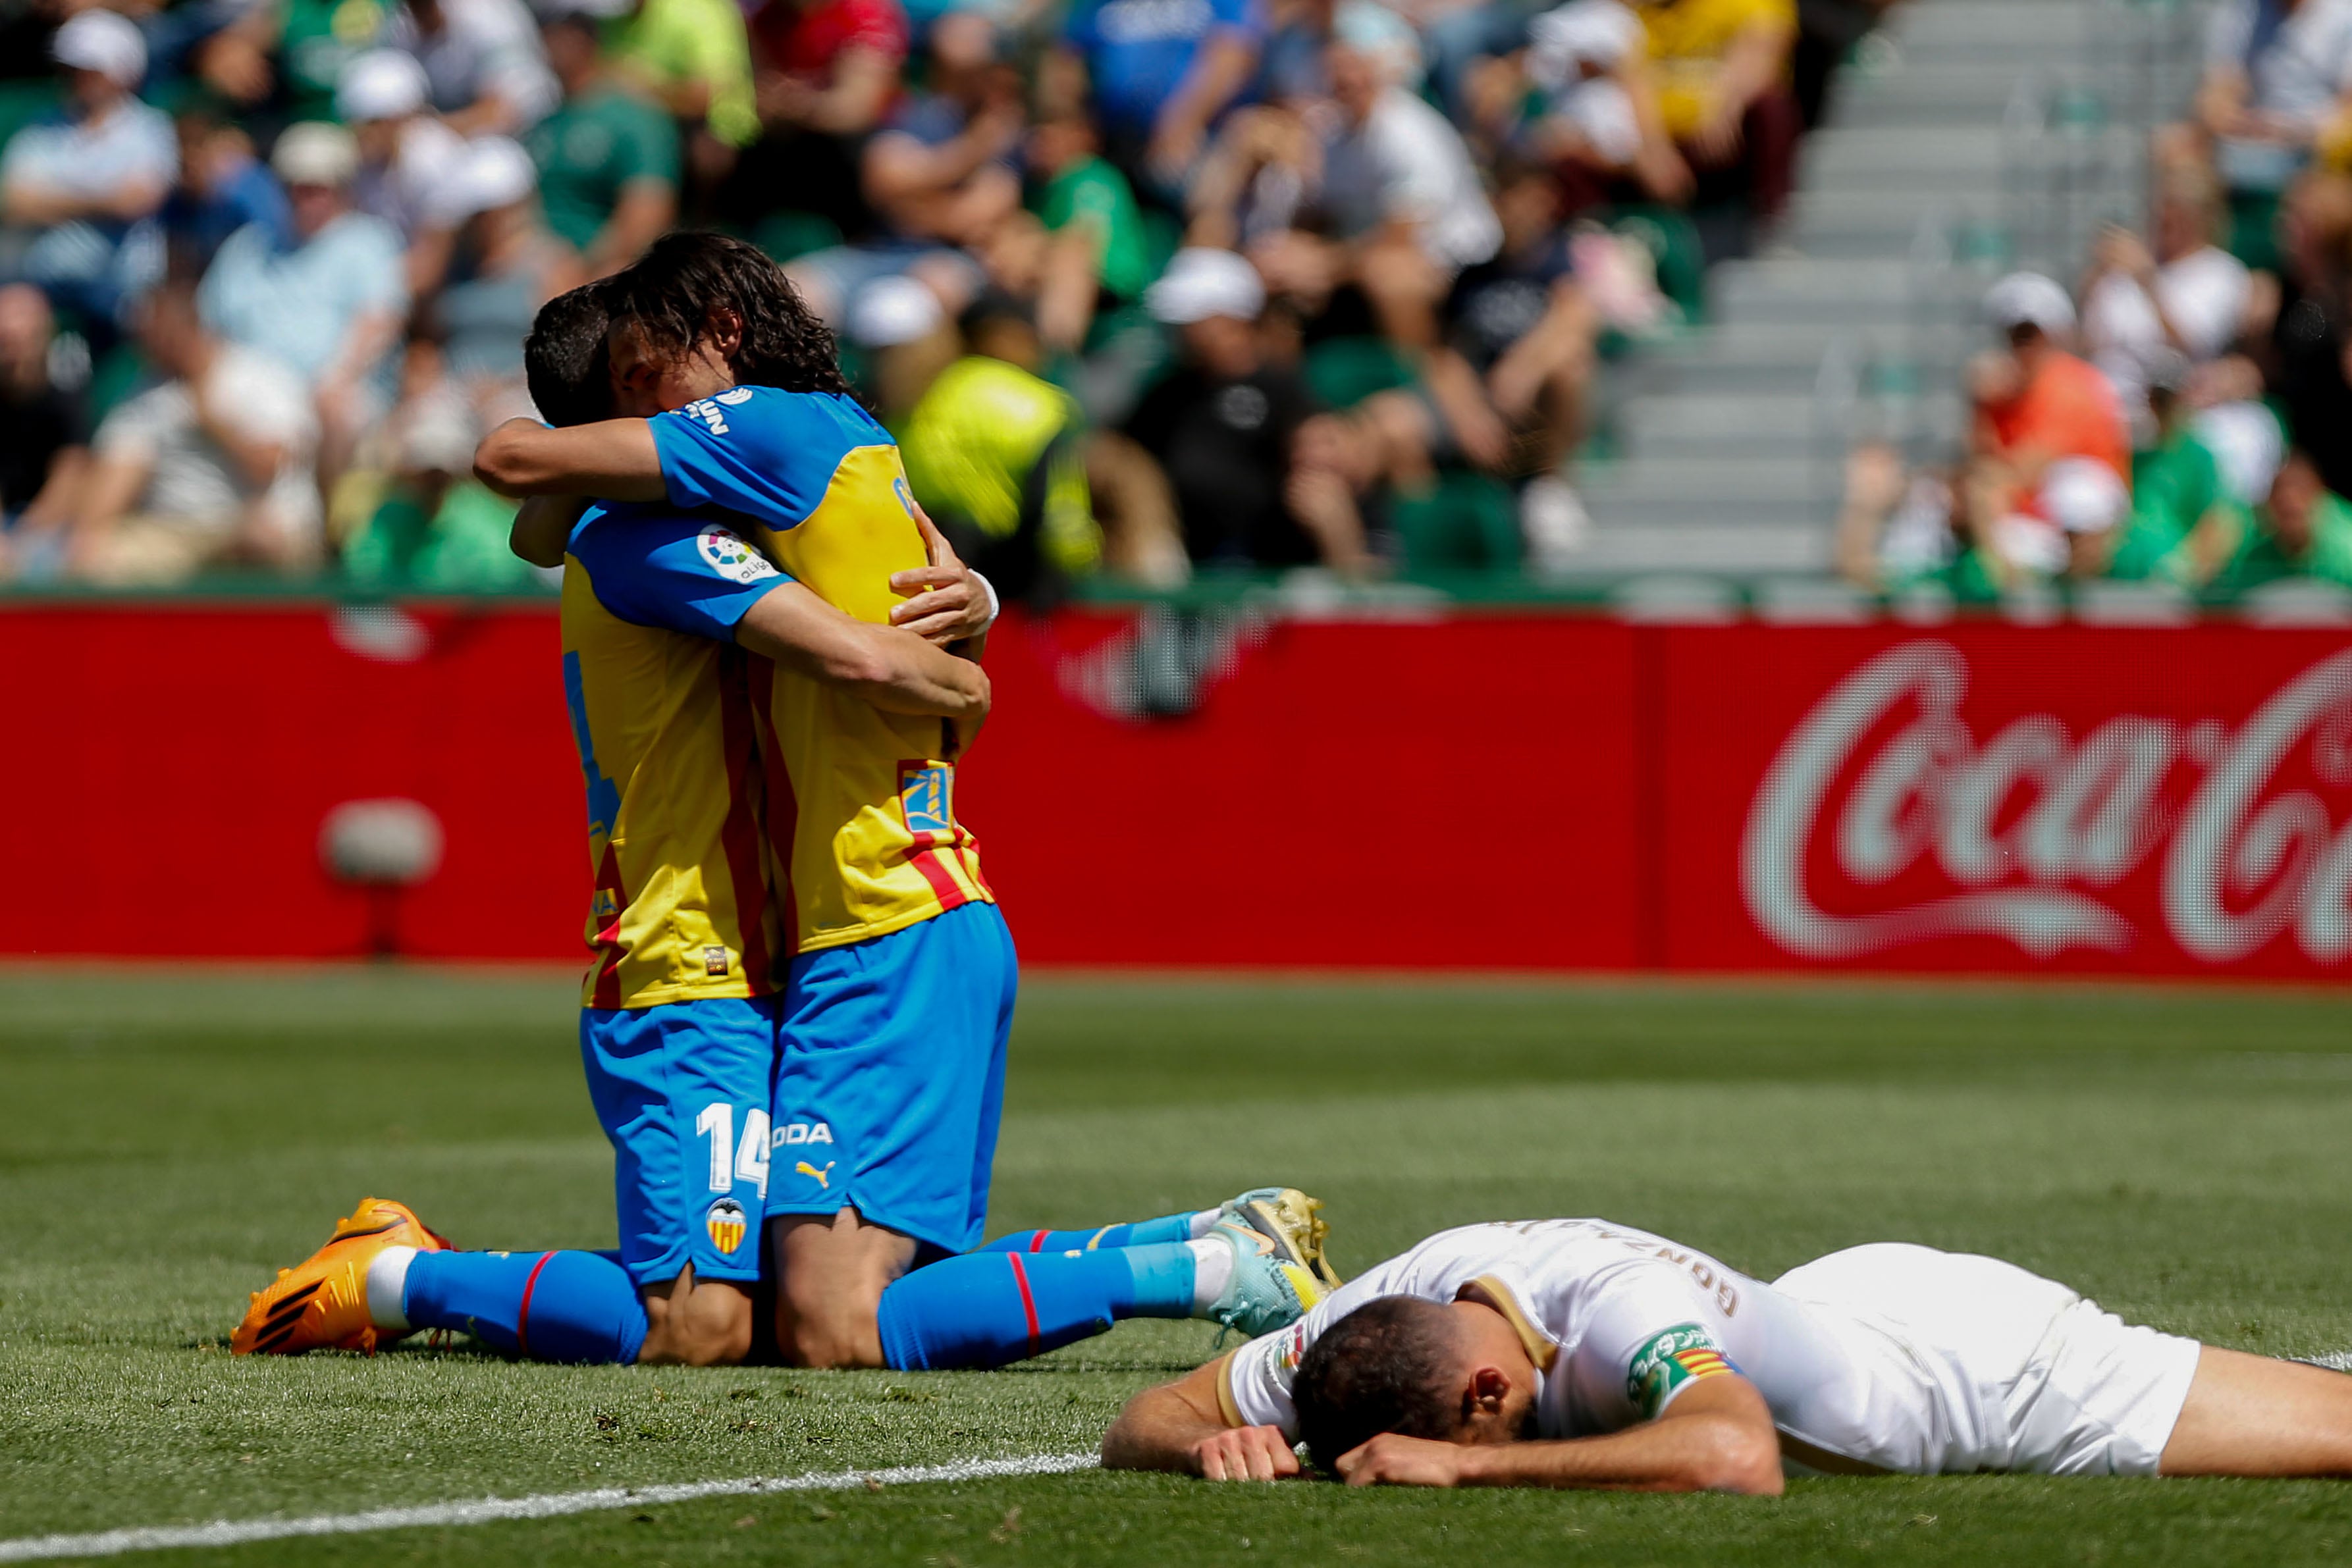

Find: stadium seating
[1573,0,2190,579]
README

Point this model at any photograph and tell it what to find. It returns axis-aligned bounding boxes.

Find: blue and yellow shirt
[560,511,791,1008]
[643,385,994,953]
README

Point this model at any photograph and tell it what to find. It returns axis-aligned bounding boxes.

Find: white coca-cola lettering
[2163,648,2352,963]
[1938,715,2068,885]
[1742,641,2352,966]
[2305,827,2352,963]
[2018,718,2175,887]
[1742,643,2131,958]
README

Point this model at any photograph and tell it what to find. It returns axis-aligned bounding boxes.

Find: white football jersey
[1219,1220,2199,1477]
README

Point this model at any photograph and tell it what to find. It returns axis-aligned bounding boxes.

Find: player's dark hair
[602,230,853,398]
[525,281,614,429]
[1292,1297,1466,1476]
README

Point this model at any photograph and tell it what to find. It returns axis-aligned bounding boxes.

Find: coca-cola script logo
[1740,641,2352,966]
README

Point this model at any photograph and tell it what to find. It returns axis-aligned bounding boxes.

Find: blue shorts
[579,995,781,1289]
[769,901,1017,1255]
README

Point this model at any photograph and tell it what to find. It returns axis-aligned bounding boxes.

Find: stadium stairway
[1568,0,2189,581]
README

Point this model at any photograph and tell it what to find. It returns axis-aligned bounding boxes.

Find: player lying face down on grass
[231,278,1342,1375]
[1102,1218,2352,1489]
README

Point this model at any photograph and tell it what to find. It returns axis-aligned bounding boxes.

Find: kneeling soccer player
[231,281,984,1369]
[1104,1218,2352,1488]
[475,233,1335,1371]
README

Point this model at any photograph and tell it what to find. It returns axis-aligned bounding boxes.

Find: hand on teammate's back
[888,504,994,643]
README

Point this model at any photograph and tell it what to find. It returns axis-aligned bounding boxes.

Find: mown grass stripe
[0,1451,1101,1562]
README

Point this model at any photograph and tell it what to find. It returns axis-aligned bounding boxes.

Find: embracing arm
[510,495,587,568]
[1337,1376,1782,1494]
[1102,1359,1302,1480]
[737,579,990,719]
[475,416,668,501]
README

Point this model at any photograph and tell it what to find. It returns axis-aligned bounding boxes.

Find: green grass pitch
[6,966,2352,1565]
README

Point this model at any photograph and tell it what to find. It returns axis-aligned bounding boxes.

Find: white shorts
[1772,1244,2202,1477]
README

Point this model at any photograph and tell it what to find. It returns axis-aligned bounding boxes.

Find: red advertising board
[1,602,2345,981]
[1652,625,2352,981]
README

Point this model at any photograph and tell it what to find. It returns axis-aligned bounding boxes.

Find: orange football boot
[230,1197,452,1356]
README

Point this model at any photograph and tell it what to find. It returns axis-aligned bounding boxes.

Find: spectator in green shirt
[2218,449,2352,592]
[527,5,680,276]
[343,390,539,588]
[1027,102,1151,355]
[2106,356,2243,586]
[599,0,758,148]
[269,0,390,125]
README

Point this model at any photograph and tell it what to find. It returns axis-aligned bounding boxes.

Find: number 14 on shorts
[696,1103,771,1199]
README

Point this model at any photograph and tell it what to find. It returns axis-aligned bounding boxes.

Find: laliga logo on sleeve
[1740,642,2352,966]
[697,525,778,585]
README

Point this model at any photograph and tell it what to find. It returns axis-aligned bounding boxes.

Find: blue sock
[877,1243,1196,1370]
[977,1212,1197,1255]
[403,1250,648,1365]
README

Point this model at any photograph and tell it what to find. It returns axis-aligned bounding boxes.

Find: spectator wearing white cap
[340,49,470,251]
[385,0,560,136]
[0,10,176,331]
[200,122,409,491]
[1123,248,1352,571]
[1964,271,2133,587]
[1522,0,1692,208]
[845,273,957,423]
[423,136,581,425]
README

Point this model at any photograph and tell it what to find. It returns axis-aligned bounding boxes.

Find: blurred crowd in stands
[1840,0,2352,602]
[0,0,1900,595]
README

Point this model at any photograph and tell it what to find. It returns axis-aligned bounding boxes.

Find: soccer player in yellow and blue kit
[234,284,994,1367]
[478,234,1341,1371]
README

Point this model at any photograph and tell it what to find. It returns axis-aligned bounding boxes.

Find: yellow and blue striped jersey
[559,513,791,1007]
[631,385,993,953]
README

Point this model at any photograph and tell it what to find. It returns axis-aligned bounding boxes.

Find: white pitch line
[0,1450,1100,1563]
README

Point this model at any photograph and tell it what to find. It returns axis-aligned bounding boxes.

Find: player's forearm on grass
[1460,1382,1782,1495]
[736,583,990,718]
[474,417,667,501]
[1102,1367,1269,1475]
